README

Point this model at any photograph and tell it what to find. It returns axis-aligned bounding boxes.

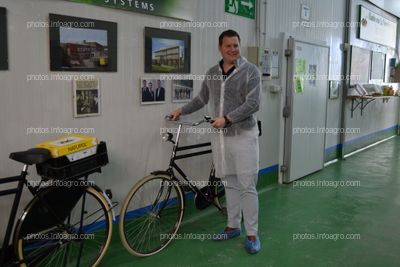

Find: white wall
[265,0,346,151]
[256,0,346,182]
[343,0,400,151]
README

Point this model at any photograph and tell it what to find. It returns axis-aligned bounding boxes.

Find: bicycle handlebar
[165,115,214,126]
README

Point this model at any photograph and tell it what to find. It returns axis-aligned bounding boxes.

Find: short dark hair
[219,30,241,46]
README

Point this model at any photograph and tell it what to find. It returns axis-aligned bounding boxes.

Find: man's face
[157,80,161,87]
[218,36,240,64]
[148,83,153,90]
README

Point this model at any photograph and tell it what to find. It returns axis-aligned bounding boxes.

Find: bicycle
[0,135,114,267]
[119,116,227,257]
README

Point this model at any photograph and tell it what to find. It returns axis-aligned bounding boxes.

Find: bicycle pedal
[105,189,113,199]
[220,207,228,216]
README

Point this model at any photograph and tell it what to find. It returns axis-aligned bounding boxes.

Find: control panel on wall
[248,47,280,80]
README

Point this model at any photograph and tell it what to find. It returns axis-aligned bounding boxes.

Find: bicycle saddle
[9,148,51,165]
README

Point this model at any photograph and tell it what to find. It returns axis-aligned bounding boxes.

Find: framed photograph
[0,7,8,70]
[350,46,371,85]
[145,27,190,73]
[329,80,340,99]
[49,14,117,72]
[370,51,385,82]
[73,79,101,117]
[172,80,193,103]
[140,77,166,104]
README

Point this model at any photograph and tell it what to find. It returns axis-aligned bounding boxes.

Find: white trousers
[223,173,259,236]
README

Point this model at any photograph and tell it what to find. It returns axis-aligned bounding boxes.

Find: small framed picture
[140,77,166,104]
[329,80,340,99]
[172,80,193,103]
[73,79,101,117]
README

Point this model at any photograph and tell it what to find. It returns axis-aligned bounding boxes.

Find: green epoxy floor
[101,137,400,267]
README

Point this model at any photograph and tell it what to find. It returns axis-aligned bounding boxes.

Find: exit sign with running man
[225,0,256,19]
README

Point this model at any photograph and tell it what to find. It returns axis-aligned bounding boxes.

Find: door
[283,37,329,183]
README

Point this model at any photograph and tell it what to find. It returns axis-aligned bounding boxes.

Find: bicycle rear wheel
[14,186,112,267]
[119,174,184,257]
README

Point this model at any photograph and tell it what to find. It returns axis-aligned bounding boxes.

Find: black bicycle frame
[166,123,211,189]
[0,165,28,265]
[163,122,226,213]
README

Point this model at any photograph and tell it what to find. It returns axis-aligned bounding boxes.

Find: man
[155,79,165,101]
[142,80,155,102]
[169,29,261,254]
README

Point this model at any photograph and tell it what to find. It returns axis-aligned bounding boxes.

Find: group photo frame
[172,80,193,103]
[73,78,101,117]
[140,77,166,104]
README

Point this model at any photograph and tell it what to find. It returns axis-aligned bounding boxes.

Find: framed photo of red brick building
[49,14,117,72]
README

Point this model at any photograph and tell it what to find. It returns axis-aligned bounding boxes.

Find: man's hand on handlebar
[169,109,182,121]
[211,117,226,128]
[166,112,231,128]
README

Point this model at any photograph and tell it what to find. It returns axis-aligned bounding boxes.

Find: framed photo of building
[49,14,117,72]
[329,80,339,99]
[350,46,371,85]
[140,77,166,104]
[172,80,193,103]
[73,79,101,117]
[0,7,8,70]
[370,51,385,82]
[144,27,190,73]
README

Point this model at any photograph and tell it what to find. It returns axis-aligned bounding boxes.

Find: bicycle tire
[119,174,184,257]
[14,186,112,267]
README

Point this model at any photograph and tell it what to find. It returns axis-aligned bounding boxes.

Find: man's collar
[219,56,246,69]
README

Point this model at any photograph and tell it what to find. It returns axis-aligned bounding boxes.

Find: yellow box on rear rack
[35,134,98,158]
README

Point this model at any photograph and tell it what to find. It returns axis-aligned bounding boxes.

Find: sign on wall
[68,0,195,21]
[225,0,256,19]
[359,5,397,48]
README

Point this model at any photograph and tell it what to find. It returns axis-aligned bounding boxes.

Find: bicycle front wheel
[119,174,184,257]
[14,185,112,267]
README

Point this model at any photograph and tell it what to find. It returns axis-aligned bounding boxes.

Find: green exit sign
[225,0,256,19]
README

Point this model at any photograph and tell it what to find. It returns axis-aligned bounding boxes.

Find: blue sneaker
[212,228,241,241]
[244,236,261,254]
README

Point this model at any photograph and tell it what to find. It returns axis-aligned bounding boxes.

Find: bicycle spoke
[16,187,112,267]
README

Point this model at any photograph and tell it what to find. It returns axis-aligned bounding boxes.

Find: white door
[283,37,329,183]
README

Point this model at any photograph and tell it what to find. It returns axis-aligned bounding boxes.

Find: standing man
[142,81,155,102]
[169,30,261,254]
[155,79,165,101]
